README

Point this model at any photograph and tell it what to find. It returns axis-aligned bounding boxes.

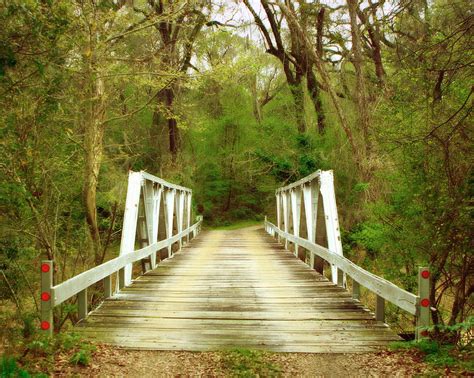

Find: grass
[221,348,281,377]
[210,220,263,230]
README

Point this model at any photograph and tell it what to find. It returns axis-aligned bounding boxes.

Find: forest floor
[38,343,457,377]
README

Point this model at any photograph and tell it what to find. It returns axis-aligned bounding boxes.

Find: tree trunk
[307,70,325,134]
[348,0,372,164]
[289,80,306,133]
[165,88,179,160]
[278,3,358,161]
[356,7,385,85]
[311,7,327,134]
[152,87,179,163]
[251,73,262,123]
[83,75,105,265]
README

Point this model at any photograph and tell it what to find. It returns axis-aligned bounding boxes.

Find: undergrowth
[210,220,262,230]
[1,332,96,376]
[390,336,473,374]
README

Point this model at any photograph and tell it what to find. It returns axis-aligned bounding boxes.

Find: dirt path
[53,345,432,377]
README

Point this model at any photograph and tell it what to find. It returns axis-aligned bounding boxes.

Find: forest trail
[76,226,399,353]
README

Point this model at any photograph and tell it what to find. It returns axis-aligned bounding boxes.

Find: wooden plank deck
[77,226,399,353]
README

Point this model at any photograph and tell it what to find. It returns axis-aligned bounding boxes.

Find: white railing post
[118,171,142,287]
[319,170,344,285]
[186,192,192,242]
[290,188,302,257]
[164,188,176,257]
[303,181,318,269]
[175,190,185,251]
[282,191,290,249]
[276,192,281,242]
[143,181,157,269]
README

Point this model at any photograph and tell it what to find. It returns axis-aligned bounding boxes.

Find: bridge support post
[176,191,185,251]
[352,280,360,300]
[164,189,176,258]
[186,192,192,243]
[282,192,290,250]
[78,288,88,321]
[303,181,319,271]
[104,275,112,298]
[143,181,161,270]
[276,193,281,242]
[416,266,431,340]
[319,171,344,286]
[375,295,385,323]
[337,268,344,287]
[290,188,302,257]
[40,260,53,336]
[119,171,142,287]
[118,268,125,290]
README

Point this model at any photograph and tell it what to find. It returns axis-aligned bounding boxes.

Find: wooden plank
[82,317,388,330]
[78,329,399,342]
[77,226,400,353]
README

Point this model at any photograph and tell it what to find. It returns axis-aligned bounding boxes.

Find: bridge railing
[265,170,430,340]
[40,171,203,335]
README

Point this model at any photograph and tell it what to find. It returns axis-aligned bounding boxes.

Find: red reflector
[41,264,50,273]
[421,270,430,279]
[421,330,429,337]
[40,321,50,330]
[41,292,50,301]
[421,298,430,307]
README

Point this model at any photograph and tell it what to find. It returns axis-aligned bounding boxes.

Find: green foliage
[390,319,473,373]
[21,314,36,339]
[222,348,281,377]
[210,220,262,230]
[0,0,472,363]
[69,350,90,367]
[0,355,30,378]
[431,317,474,348]
[390,340,457,367]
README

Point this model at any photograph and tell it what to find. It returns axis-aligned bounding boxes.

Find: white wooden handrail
[52,220,202,307]
[267,169,431,340]
[40,172,203,335]
[265,221,417,315]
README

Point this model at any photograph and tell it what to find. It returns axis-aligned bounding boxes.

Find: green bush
[0,355,30,378]
[69,350,90,367]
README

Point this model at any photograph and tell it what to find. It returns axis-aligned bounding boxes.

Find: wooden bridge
[40,170,431,353]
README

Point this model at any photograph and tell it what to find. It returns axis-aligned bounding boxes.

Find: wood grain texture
[77,226,399,353]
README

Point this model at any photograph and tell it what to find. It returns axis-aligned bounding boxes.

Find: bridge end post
[40,260,53,336]
[416,266,431,341]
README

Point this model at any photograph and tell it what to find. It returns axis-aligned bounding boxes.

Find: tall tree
[347,0,372,172]
[146,0,208,163]
[243,0,327,133]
